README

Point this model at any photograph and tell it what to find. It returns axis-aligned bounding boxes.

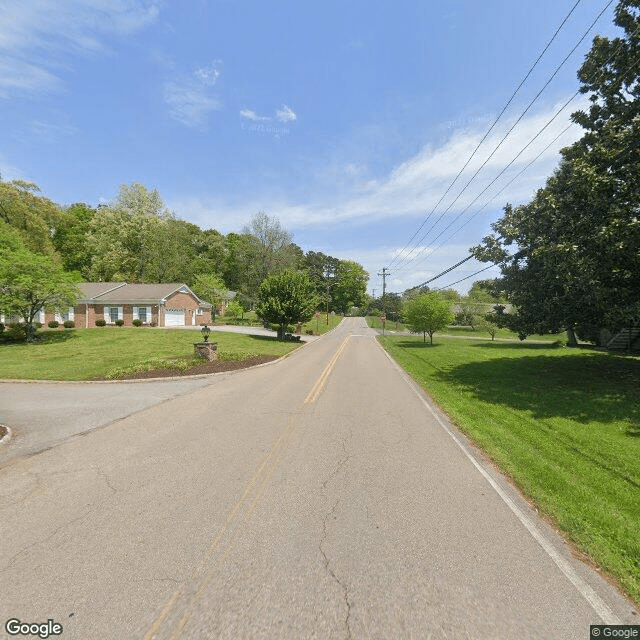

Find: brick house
[38,282,213,328]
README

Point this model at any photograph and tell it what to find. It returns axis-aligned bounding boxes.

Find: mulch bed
[115,355,280,380]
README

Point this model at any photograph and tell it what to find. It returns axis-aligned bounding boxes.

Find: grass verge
[302,313,343,335]
[0,328,300,381]
[366,315,406,332]
[379,334,640,604]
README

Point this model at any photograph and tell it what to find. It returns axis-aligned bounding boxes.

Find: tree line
[0,180,369,340]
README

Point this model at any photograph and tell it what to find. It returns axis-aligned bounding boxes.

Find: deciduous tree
[403,292,454,344]
[256,269,318,339]
[0,223,79,342]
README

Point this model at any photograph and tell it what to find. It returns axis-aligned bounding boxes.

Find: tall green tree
[88,183,175,282]
[256,269,318,339]
[0,222,79,342]
[238,212,302,298]
[191,273,228,315]
[332,260,369,314]
[52,203,95,276]
[403,292,454,344]
[472,1,640,340]
[0,179,61,255]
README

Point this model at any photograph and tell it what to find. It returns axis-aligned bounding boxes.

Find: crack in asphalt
[0,503,98,574]
[318,430,353,638]
[319,499,353,640]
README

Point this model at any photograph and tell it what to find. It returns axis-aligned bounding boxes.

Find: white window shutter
[146,306,151,321]
[104,306,109,321]
[55,311,62,323]
[133,307,138,320]
[68,307,74,321]
[118,306,123,320]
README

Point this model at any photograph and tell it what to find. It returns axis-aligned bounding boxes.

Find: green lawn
[0,328,300,381]
[214,311,343,336]
[379,334,640,603]
[366,315,407,332]
[302,313,343,335]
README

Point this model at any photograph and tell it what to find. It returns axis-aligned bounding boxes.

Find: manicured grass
[379,334,640,603]
[366,315,407,332]
[214,311,343,335]
[441,325,567,342]
[0,328,300,381]
[302,313,343,335]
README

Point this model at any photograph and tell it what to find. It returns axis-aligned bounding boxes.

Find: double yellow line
[304,335,350,404]
[145,334,351,639]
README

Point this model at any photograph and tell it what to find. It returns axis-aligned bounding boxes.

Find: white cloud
[0,0,162,98]
[240,109,270,122]
[0,152,24,182]
[276,104,297,123]
[170,98,585,291]
[172,99,584,229]
[163,81,222,128]
[195,61,222,86]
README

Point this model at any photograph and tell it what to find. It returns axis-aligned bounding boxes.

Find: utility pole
[377,268,390,313]
[377,268,390,335]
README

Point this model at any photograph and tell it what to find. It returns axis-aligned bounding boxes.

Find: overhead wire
[403,12,640,291]
[389,0,615,275]
[385,0,583,271]
[404,119,579,278]
[401,5,640,286]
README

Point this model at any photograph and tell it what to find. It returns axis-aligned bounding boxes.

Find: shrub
[7,323,28,341]
[115,319,124,326]
[63,320,75,328]
[48,320,60,329]
[0,322,4,334]
[150,321,157,327]
[132,319,143,327]
[95,319,106,327]
[35,322,43,329]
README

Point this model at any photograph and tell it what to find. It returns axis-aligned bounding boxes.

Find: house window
[55,307,74,323]
[104,306,123,324]
[197,308,204,315]
[138,307,148,322]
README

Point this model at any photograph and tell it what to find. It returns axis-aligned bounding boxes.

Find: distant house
[33,282,213,328]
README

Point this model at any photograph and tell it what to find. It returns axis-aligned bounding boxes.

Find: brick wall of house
[163,291,200,326]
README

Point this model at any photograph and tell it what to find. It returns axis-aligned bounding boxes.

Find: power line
[386,0,584,272]
[433,264,497,291]
[400,24,640,287]
[389,0,614,274]
[400,120,578,276]
[412,255,474,290]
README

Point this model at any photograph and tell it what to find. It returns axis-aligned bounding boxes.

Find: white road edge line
[378,343,621,625]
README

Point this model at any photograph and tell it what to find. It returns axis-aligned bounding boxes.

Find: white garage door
[165,309,185,326]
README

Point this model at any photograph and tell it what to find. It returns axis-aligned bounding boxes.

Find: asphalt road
[0,318,636,639]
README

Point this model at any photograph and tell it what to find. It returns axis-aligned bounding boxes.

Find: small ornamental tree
[256,269,318,339]
[0,222,79,342]
[403,292,455,344]
[225,300,244,319]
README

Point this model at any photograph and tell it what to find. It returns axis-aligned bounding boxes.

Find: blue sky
[0,0,621,294]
